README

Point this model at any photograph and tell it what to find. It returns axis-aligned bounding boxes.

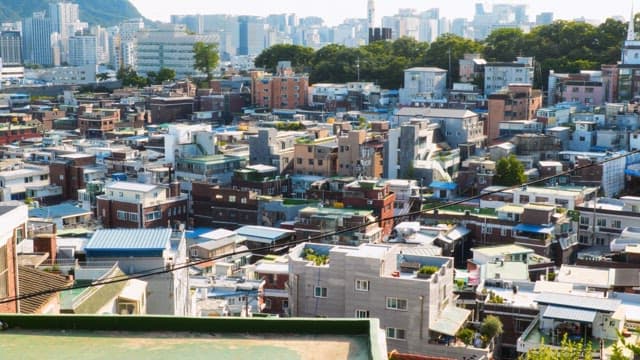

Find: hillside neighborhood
[4,1,640,360]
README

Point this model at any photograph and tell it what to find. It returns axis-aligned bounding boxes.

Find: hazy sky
[129,0,635,26]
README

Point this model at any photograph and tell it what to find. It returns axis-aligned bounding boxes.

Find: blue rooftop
[514,224,554,234]
[429,181,457,191]
[29,204,91,219]
[85,228,172,252]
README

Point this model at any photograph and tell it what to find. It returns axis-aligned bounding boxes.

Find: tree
[522,333,592,360]
[116,66,148,87]
[254,44,314,73]
[156,67,176,83]
[457,328,475,346]
[493,155,526,187]
[424,34,484,85]
[480,315,503,340]
[483,28,526,62]
[96,72,110,82]
[193,42,219,82]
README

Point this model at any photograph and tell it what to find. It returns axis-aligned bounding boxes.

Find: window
[282,299,289,309]
[264,299,272,310]
[355,309,370,318]
[314,286,327,298]
[228,195,236,202]
[119,192,124,198]
[117,210,127,221]
[308,159,314,165]
[580,217,589,225]
[145,211,161,222]
[128,213,139,222]
[318,159,323,166]
[135,194,141,200]
[612,220,622,229]
[241,197,247,204]
[596,218,606,227]
[296,158,302,164]
[0,245,7,297]
[386,327,406,340]
[15,228,24,244]
[386,297,408,311]
[355,279,370,292]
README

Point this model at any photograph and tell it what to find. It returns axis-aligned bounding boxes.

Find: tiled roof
[86,228,172,251]
[18,266,72,314]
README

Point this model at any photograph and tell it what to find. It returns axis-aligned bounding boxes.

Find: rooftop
[0,315,382,360]
[106,181,159,193]
[28,203,92,219]
[236,225,295,243]
[86,228,173,252]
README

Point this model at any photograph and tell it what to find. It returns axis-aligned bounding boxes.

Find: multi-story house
[394,108,486,150]
[293,206,382,245]
[247,255,289,316]
[289,242,486,359]
[0,162,49,201]
[487,84,542,144]
[459,53,486,83]
[96,181,188,229]
[293,136,338,177]
[559,150,627,197]
[484,57,534,96]
[336,128,384,179]
[575,196,640,247]
[0,201,27,313]
[84,228,189,316]
[251,61,309,110]
[248,128,297,174]
[307,178,396,237]
[175,154,246,187]
[399,67,447,105]
[232,165,291,197]
[78,108,120,139]
[49,153,98,200]
[191,181,259,229]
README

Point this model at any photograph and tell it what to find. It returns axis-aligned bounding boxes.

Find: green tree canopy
[494,155,526,187]
[425,34,484,84]
[480,315,504,340]
[254,44,314,73]
[116,66,148,88]
[193,42,220,82]
[483,28,526,61]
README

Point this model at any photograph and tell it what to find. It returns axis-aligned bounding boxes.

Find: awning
[542,305,597,323]
[514,224,554,234]
[429,306,471,336]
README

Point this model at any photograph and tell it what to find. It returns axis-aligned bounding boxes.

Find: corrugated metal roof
[236,225,294,242]
[534,292,620,312]
[429,305,471,336]
[86,228,172,250]
[542,305,597,323]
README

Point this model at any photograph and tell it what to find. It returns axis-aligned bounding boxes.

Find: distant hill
[0,0,144,27]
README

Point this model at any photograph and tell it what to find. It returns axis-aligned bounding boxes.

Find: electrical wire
[2,148,638,305]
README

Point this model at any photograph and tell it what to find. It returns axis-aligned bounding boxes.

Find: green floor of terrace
[0,329,370,360]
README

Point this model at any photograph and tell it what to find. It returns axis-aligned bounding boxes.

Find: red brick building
[251,61,308,110]
[49,154,97,200]
[96,181,188,229]
[78,108,120,139]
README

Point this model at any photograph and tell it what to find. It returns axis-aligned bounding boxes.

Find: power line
[3,149,638,305]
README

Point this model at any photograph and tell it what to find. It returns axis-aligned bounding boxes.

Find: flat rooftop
[0,315,382,360]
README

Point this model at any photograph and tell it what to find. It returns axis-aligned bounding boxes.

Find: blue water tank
[112,173,127,181]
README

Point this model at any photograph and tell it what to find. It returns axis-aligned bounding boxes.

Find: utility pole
[447,47,452,90]
[356,56,361,82]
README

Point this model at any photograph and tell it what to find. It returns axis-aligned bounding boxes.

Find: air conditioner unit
[367,200,373,205]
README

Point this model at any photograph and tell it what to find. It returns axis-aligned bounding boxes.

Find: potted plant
[416,265,438,279]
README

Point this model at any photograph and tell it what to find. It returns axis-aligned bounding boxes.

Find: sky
[129,0,635,26]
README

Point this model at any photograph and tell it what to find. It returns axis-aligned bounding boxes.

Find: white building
[27,64,96,85]
[136,25,218,79]
[399,67,447,105]
[484,57,534,96]
[0,163,49,201]
[68,35,97,66]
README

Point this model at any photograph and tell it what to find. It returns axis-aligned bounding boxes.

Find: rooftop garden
[303,247,329,266]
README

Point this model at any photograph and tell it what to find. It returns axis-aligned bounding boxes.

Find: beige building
[293,136,338,177]
[487,84,542,144]
[336,128,384,178]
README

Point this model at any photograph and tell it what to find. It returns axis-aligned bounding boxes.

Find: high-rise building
[238,16,266,56]
[68,35,97,66]
[49,2,81,63]
[171,15,204,35]
[136,24,218,79]
[367,0,376,28]
[22,12,54,66]
[0,31,22,65]
[90,25,109,64]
